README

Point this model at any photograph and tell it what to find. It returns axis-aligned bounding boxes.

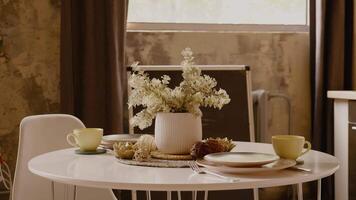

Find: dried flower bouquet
[128,48,231,130]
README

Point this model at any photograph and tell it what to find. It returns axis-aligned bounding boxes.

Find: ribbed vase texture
[155,113,202,154]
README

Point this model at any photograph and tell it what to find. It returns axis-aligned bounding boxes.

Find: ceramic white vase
[155,112,202,154]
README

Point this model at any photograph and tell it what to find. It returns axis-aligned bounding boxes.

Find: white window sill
[127,23,309,33]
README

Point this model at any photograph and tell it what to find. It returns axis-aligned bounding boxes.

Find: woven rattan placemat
[116,158,190,168]
[150,151,193,160]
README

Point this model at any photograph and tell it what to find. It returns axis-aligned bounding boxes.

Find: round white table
[28,142,339,199]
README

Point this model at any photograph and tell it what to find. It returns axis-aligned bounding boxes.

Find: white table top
[28,142,339,191]
[328,90,356,100]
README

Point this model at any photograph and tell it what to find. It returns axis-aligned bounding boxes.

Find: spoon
[290,166,312,172]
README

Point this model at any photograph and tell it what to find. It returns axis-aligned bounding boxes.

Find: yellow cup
[272,135,311,160]
[66,128,103,151]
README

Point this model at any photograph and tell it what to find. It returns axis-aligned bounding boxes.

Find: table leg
[73,185,77,200]
[51,181,55,200]
[317,179,321,200]
[146,191,151,200]
[192,191,197,200]
[253,188,259,200]
[65,184,68,200]
[204,191,208,200]
[131,190,137,200]
[297,183,303,200]
[178,191,182,200]
[167,191,172,200]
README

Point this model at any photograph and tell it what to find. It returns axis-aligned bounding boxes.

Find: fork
[188,161,239,182]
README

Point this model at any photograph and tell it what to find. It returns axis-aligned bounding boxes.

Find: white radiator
[252,89,291,142]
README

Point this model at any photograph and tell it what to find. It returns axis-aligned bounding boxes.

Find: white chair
[12,114,117,200]
[0,155,12,200]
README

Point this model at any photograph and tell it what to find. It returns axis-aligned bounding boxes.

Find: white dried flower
[131,61,140,71]
[161,75,170,84]
[181,47,195,66]
[128,48,231,130]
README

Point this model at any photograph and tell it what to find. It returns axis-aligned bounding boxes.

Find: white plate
[102,134,144,143]
[204,152,279,167]
[197,159,296,174]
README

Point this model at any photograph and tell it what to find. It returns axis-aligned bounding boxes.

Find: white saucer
[102,134,144,143]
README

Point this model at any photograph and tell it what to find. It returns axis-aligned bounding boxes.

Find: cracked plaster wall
[0,0,61,192]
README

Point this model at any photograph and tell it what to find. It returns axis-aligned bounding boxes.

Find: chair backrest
[0,156,12,200]
[128,65,255,142]
[12,114,85,200]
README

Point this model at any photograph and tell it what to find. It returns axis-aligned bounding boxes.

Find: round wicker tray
[150,151,193,160]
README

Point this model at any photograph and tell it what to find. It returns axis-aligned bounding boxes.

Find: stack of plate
[100,134,143,149]
[197,152,296,174]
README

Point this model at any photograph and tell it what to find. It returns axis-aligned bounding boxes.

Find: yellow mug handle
[299,141,311,157]
[66,133,79,147]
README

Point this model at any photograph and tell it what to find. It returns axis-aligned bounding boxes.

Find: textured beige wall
[0,0,61,185]
[126,32,311,142]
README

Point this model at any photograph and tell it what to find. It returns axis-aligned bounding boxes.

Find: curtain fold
[60,0,128,134]
[310,0,353,199]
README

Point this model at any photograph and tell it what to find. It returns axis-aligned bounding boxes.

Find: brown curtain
[310,0,353,199]
[60,0,128,134]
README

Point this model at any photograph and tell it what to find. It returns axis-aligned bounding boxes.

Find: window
[127,0,309,32]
